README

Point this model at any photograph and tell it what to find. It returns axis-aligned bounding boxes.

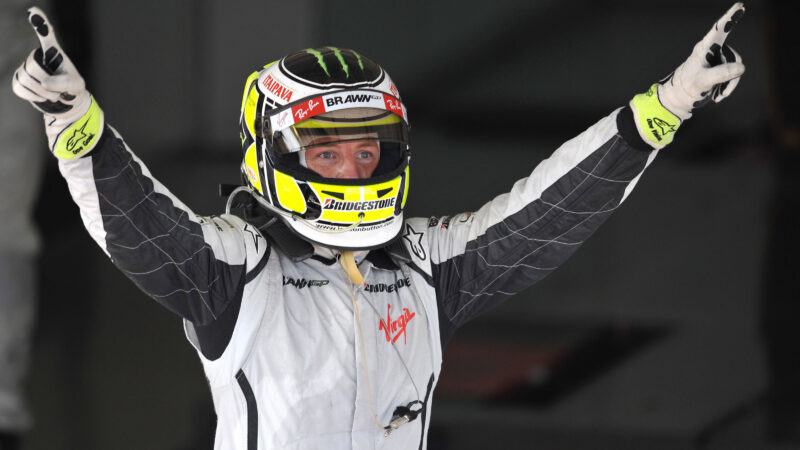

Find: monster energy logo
[305,48,330,76]
[305,47,362,79]
[351,49,365,71]
[328,47,349,78]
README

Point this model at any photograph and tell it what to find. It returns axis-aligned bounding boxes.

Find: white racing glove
[10,6,103,159]
[630,2,746,149]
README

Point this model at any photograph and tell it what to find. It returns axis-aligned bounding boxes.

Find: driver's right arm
[59,126,268,326]
[11,8,268,327]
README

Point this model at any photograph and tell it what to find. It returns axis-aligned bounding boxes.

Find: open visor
[270,107,408,155]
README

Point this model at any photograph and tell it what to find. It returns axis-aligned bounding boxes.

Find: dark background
[4,0,799,448]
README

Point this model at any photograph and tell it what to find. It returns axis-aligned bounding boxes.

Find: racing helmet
[238,47,410,250]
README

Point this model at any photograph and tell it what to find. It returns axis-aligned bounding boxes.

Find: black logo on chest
[364,277,411,293]
[282,276,329,289]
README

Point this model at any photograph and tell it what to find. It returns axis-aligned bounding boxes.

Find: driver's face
[304,138,380,179]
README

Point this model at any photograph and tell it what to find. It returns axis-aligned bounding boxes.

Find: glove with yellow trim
[630,3,745,149]
[11,7,103,160]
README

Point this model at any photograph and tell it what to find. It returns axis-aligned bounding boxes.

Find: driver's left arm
[425,106,654,345]
[420,3,745,346]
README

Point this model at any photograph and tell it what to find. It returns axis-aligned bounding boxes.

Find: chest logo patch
[379,304,416,345]
[364,277,410,293]
[282,276,329,289]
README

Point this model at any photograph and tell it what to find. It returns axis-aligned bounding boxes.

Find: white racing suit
[58,105,656,449]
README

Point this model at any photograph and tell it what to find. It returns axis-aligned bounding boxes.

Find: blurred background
[1,0,798,449]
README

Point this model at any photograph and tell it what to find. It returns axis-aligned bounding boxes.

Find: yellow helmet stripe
[273,170,307,214]
[243,143,262,194]
[292,113,402,129]
[240,71,260,113]
[401,165,410,208]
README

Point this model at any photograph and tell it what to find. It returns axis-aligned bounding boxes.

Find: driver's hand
[630,3,746,149]
[11,7,103,159]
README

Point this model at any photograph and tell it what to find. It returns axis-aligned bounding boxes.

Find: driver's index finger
[27,7,62,55]
[700,2,746,50]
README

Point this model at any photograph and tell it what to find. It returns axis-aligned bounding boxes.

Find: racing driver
[10,4,746,449]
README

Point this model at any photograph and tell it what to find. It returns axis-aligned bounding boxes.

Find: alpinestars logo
[402,224,426,261]
[646,117,677,142]
[323,198,396,211]
[652,118,676,136]
[243,223,263,252]
[379,304,416,344]
[65,120,95,155]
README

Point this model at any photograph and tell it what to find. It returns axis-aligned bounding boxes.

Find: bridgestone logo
[323,198,396,211]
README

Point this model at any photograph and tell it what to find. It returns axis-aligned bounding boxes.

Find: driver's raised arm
[413,3,746,342]
[11,7,268,327]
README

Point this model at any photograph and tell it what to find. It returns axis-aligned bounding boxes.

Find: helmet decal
[327,47,350,78]
[243,82,260,139]
[351,49,366,72]
[401,165,410,209]
[261,73,294,102]
[274,170,307,214]
[305,48,331,77]
[243,143,262,194]
[240,71,260,112]
[281,47,384,88]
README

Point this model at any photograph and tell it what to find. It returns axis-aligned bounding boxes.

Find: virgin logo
[277,111,290,127]
[379,304,416,344]
[294,99,321,120]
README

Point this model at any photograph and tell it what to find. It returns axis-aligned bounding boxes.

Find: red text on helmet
[262,74,294,102]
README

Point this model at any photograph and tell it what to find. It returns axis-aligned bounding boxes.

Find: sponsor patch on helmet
[323,92,385,112]
[324,93,382,108]
[246,165,258,185]
[273,90,408,131]
[292,98,325,121]
[323,198,396,211]
[262,74,294,102]
[384,96,404,118]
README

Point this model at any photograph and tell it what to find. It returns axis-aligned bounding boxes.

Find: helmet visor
[272,107,408,155]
